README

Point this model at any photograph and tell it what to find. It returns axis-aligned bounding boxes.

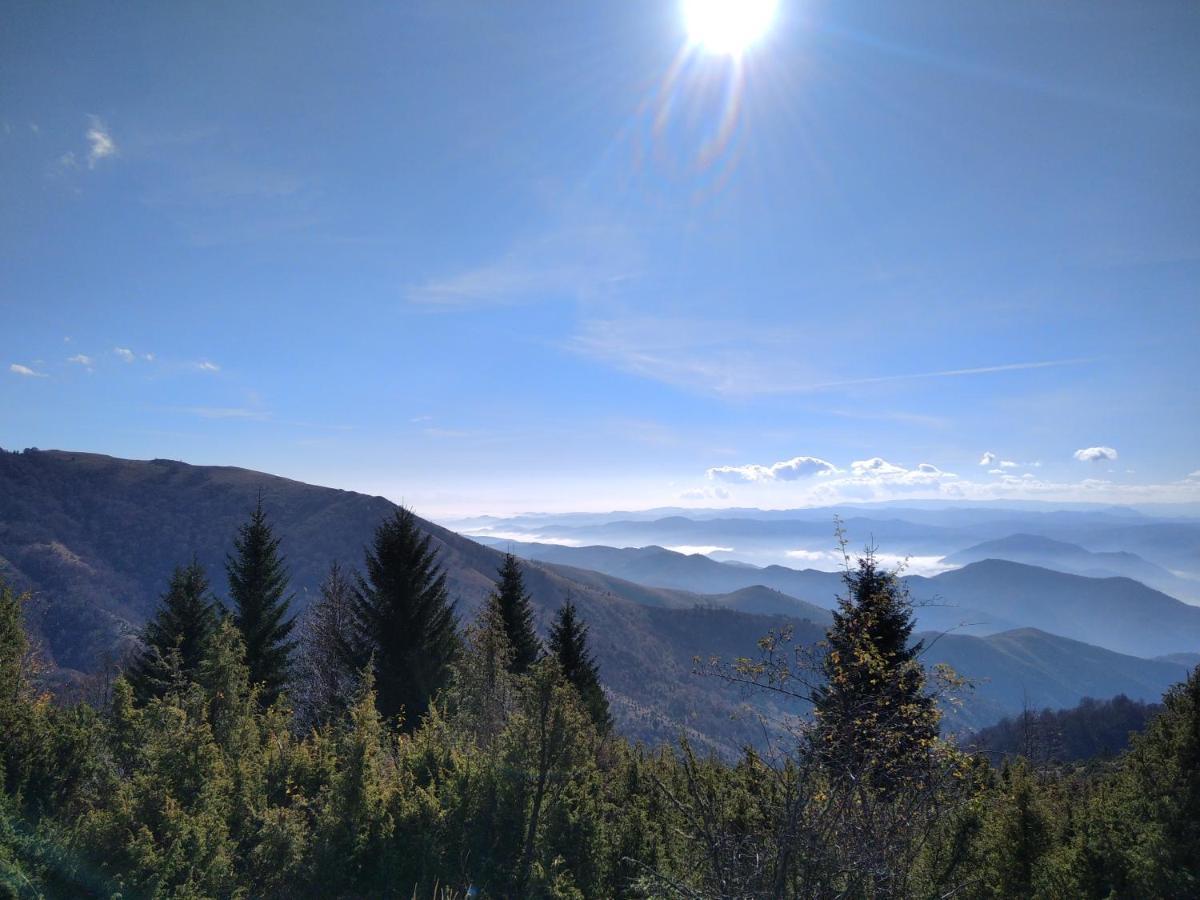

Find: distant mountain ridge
[486,539,1200,658]
[944,533,1200,601]
[466,507,1200,581]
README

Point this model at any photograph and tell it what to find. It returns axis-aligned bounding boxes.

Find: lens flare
[683,0,778,56]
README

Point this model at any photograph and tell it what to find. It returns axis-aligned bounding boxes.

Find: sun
[682,0,778,56]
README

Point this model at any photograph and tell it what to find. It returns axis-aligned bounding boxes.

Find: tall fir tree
[127,559,219,703]
[811,547,938,787]
[547,597,611,734]
[348,507,459,727]
[226,496,297,706]
[490,553,541,675]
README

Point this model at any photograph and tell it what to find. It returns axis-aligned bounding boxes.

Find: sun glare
[683,0,778,56]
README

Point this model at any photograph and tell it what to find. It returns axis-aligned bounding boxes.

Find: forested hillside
[2,549,1197,898]
[968,694,1164,762]
[0,448,1189,747]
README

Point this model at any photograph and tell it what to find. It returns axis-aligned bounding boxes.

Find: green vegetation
[969,694,1163,763]
[226,497,297,708]
[1,520,1198,898]
[548,596,612,735]
[344,507,460,727]
[126,560,219,703]
[490,552,542,675]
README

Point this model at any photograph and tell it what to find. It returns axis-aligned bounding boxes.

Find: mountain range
[477,539,1200,658]
[1,447,1194,750]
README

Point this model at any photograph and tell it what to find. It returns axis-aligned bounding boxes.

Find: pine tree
[811,547,938,788]
[547,597,611,734]
[127,560,219,703]
[490,553,541,674]
[226,496,297,706]
[348,507,459,727]
[295,560,358,728]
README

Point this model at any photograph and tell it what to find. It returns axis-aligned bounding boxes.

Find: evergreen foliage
[126,560,219,703]
[347,507,459,727]
[0,551,1198,897]
[812,547,939,788]
[490,553,541,674]
[548,597,611,734]
[226,497,297,707]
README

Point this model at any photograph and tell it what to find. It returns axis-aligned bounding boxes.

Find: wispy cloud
[114,347,136,363]
[195,360,220,372]
[408,224,638,309]
[67,354,93,367]
[570,315,1092,397]
[85,116,117,168]
[9,363,47,378]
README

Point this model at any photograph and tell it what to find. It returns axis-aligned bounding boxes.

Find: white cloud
[114,347,135,363]
[1073,446,1118,463]
[979,451,997,466]
[850,457,908,477]
[697,452,1200,507]
[772,456,840,480]
[999,460,1019,469]
[9,363,47,378]
[708,455,839,483]
[67,354,93,367]
[196,360,220,372]
[144,353,155,362]
[85,116,117,168]
[665,545,733,556]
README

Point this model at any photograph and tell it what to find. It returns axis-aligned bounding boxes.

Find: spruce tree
[490,553,541,674]
[127,560,219,703]
[226,496,296,706]
[547,597,611,734]
[348,507,459,727]
[811,547,938,787]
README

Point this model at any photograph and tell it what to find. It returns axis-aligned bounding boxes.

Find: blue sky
[2,0,1198,515]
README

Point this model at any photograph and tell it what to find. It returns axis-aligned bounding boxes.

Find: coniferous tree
[295,560,358,728]
[811,547,938,787]
[490,553,541,675]
[347,507,459,727]
[226,497,297,706]
[547,597,611,734]
[127,560,218,703]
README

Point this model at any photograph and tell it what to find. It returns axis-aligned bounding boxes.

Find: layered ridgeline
[484,540,1200,657]
[0,448,1191,745]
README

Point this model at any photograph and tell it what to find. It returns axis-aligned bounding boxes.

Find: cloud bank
[708,455,839,483]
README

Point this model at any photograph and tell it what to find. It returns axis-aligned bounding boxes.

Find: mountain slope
[922,627,1189,730]
[0,448,819,752]
[1,447,1191,750]
[944,533,1199,601]
[907,560,1200,658]
[494,540,1199,654]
